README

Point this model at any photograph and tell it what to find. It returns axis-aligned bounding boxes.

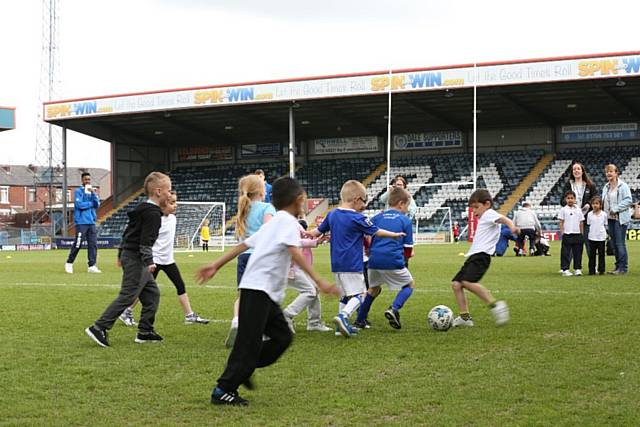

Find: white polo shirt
[558,205,583,235]
[152,214,176,265]
[467,209,501,257]
[240,210,301,304]
[587,211,607,242]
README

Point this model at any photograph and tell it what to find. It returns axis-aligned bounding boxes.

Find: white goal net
[174,201,226,252]
[414,206,453,244]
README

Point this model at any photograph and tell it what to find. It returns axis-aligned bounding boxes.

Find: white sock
[231,316,239,328]
[341,295,362,318]
[338,301,346,314]
[186,312,194,317]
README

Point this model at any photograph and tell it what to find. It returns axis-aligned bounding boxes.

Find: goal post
[414,206,453,245]
[174,201,226,252]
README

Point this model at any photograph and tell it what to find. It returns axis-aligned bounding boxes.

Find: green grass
[1,242,639,426]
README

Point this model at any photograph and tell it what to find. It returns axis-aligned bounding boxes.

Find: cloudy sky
[1,0,638,170]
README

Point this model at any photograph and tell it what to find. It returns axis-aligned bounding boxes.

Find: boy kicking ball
[451,189,519,328]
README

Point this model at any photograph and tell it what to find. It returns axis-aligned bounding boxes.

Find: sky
[1,0,639,170]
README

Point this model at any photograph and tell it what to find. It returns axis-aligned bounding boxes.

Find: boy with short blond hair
[85,171,172,347]
[310,180,405,337]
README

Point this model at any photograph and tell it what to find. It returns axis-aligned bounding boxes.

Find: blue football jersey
[318,208,379,272]
[368,209,413,270]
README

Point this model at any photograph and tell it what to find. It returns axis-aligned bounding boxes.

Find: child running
[225,174,276,348]
[355,187,415,329]
[85,172,172,347]
[119,191,209,326]
[200,218,210,252]
[559,190,585,277]
[309,180,405,338]
[451,189,518,328]
[283,219,332,333]
[196,177,339,406]
[586,196,607,275]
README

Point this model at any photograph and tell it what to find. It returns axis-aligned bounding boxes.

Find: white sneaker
[452,316,474,328]
[285,316,296,334]
[119,308,136,327]
[64,263,73,274]
[574,269,582,276]
[491,300,510,326]
[307,323,332,332]
[87,265,102,273]
[185,312,210,324]
[562,270,573,277]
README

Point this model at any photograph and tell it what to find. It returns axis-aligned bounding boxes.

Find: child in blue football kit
[309,180,405,338]
[356,187,415,329]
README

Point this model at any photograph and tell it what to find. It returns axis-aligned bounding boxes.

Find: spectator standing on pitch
[561,162,596,252]
[513,202,541,256]
[85,172,172,347]
[450,189,518,328]
[558,190,585,277]
[602,163,633,275]
[586,196,607,275]
[379,175,417,218]
[255,169,272,203]
[65,172,101,274]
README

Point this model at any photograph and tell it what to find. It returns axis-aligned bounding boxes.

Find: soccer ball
[427,305,453,331]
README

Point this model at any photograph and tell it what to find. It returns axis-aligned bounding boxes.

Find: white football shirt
[558,205,584,235]
[587,211,607,242]
[240,210,301,304]
[467,209,501,257]
[152,214,176,265]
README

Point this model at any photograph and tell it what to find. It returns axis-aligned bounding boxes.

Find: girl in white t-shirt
[586,196,607,275]
[119,192,209,326]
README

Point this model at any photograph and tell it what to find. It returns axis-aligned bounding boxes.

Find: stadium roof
[0,107,16,132]
[43,52,640,147]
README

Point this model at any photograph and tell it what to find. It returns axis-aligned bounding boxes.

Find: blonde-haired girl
[225,174,276,347]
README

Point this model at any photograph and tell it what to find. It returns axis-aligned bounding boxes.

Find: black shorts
[452,253,491,283]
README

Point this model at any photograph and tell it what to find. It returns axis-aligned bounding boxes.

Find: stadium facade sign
[313,136,379,154]
[559,122,639,142]
[44,53,640,121]
[393,131,463,150]
[177,145,233,161]
[240,143,282,158]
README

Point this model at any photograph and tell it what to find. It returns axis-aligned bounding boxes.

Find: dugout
[44,51,640,233]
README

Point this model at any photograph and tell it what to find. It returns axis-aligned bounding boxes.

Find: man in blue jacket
[65,172,101,273]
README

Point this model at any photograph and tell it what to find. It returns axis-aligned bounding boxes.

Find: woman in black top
[561,162,596,252]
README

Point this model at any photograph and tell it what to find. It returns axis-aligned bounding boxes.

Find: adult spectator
[561,162,596,252]
[379,175,417,218]
[601,163,632,275]
[513,202,541,256]
[254,169,272,203]
[65,172,101,274]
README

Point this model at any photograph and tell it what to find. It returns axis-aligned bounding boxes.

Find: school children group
[84,170,523,407]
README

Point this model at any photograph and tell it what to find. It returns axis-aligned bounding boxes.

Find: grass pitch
[1,242,639,426]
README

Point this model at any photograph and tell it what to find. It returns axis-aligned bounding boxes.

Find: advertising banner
[177,145,233,161]
[45,54,640,121]
[240,143,282,158]
[313,136,378,154]
[560,123,639,142]
[55,237,121,249]
[393,131,463,150]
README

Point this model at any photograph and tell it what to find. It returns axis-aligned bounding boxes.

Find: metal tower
[33,0,64,238]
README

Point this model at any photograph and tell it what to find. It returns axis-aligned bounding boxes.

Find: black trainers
[211,388,249,406]
[85,325,109,347]
[353,319,371,330]
[134,330,164,343]
[384,307,401,329]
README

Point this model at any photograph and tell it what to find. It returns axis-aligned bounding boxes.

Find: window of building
[0,186,8,204]
[29,188,37,203]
